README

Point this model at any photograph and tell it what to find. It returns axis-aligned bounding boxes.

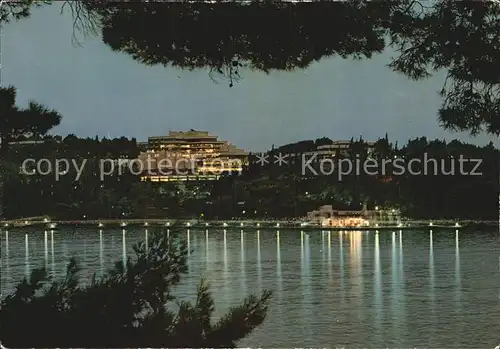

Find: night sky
[3,5,499,152]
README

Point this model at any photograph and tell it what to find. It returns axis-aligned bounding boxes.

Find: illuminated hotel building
[138,130,248,182]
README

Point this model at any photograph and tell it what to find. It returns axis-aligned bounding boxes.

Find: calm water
[1,228,499,347]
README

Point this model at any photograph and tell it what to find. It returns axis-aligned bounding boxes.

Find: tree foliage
[0,86,62,219]
[79,1,500,134]
[2,1,500,133]
[0,86,62,156]
[0,0,46,24]
[4,133,498,220]
[0,231,272,347]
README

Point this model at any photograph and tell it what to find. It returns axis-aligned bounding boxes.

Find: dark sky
[3,5,499,152]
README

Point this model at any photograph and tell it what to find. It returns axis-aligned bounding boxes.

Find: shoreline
[1,218,497,230]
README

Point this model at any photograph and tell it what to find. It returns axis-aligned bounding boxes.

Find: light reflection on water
[99,230,104,277]
[257,230,261,293]
[122,229,127,267]
[24,234,30,278]
[44,231,48,268]
[373,232,382,342]
[51,230,55,276]
[429,229,436,341]
[1,228,499,347]
[241,229,247,295]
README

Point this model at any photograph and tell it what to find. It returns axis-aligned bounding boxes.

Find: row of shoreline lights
[97,221,458,229]
[94,221,278,228]
[0,219,460,228]
[1,220,460,228]
[99,222,461,230]
[107,221,457,229]
[93,222,276,228]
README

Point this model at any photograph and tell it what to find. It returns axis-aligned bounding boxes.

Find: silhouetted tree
[0,231,272,348]
[53,1,500,134]
[4,131,498,220]
[0,86,61,156]
[0,86,62,218]
[3,1,500,133]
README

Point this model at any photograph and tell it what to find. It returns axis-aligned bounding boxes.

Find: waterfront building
[138,130,248,182]
[307,203,400,227]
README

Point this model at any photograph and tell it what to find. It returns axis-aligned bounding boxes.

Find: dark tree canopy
[0,0,40,24]
[2,0,500,134]
[99,2,390,74]
[0,86,61,218]
[0,86,62,156]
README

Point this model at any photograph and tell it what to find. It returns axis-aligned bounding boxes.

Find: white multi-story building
[138,130,248,182]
